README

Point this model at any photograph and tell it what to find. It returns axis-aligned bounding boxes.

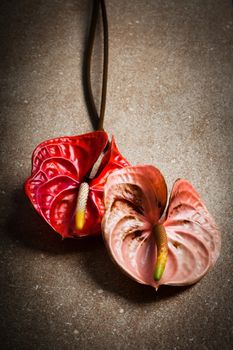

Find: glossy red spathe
[25,131,129,238]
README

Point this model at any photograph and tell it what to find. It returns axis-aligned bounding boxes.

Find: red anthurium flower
[25,131,130,238]
[102,165,221,288]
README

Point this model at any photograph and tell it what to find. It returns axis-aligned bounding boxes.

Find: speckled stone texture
[0,0,232,349]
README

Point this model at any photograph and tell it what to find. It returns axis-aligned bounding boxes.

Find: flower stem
[84,0,108,131]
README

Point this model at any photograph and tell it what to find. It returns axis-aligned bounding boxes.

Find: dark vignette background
[0,1,232,349]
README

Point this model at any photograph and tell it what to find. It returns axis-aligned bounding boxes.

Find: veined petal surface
[162,179,221,286]
[25,131,108,237]
[102,165,167,287]
[102,167,221,288]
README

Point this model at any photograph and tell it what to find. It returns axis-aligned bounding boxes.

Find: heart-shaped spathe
[102,165,221,288]
[25,131,130,238]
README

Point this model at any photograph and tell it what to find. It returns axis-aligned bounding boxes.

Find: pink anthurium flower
[25,131,129,238]
[102,165,221,288]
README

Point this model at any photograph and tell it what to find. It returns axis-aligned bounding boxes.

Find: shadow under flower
[81,239,194,303]
[6,187,193,303]
[6,187,102,255]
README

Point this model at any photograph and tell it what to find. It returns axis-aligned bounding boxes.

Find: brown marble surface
[0,1,232,349]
